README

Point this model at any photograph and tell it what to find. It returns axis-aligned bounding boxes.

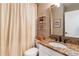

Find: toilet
[24,47,38,56]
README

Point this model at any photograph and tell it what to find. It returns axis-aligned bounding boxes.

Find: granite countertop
[36,39,79,56]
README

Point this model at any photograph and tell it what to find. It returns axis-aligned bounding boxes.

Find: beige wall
[51,4,64,36]
[37,3,53,17]
[37,3,53,37]
[64,3,79,12]
[37,3,64,36]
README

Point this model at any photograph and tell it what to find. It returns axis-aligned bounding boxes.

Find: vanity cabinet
[39,44,65,56]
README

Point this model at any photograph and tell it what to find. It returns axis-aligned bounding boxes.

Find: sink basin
[49,42,67,48]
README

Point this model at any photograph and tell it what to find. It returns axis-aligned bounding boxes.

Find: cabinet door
[39,44,65,56]
[39,51,50,56]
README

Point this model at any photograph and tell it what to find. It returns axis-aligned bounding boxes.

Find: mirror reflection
[64,3,79,38]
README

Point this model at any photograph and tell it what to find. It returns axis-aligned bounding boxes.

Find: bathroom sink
[49,42,67,48]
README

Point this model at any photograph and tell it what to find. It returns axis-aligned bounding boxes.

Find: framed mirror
[64,3,79,38]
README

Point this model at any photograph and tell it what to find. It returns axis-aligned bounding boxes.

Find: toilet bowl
[24,47,38,56]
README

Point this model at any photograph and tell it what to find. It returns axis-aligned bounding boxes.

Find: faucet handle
[64,38,69,43]
[59,36,62,42]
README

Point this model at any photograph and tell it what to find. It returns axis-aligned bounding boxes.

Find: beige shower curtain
[0,3,34,56]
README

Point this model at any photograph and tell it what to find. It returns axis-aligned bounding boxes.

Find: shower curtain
[0,3,36,56]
